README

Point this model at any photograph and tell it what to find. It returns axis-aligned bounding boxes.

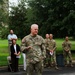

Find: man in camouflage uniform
[44,34,49,67]
[62,36,73,67]
[46,34,58,69]
[21,24,46,75]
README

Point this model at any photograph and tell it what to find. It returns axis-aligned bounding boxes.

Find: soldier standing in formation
[21,24,46,75]
[46,34,58,69]
[62,36,73,67]
[44,34,50,67]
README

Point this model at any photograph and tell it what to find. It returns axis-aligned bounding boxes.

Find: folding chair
[7,56,12,72]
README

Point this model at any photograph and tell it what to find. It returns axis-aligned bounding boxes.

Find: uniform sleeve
[45,39,49,51]
[41,38,46,58]
[68,42,71,50]
[20,37,28,53]
[62,42,66,50]
[53,40,57,51]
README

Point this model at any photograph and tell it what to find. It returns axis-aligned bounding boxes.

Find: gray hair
[31,24,38,29]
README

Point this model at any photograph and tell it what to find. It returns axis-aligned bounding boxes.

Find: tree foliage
[0,0,4,26]
[0,0,9,39]
[9,0,75,39]
[27,0,75,38]
[9,0,30,39]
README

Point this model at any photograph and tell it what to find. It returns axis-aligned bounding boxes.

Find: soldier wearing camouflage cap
[46,34,58,69]
[62,36,73,67]
[44,34,50,67]
[21,24,46,75]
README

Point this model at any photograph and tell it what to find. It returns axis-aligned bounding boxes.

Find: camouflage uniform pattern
[43,38,50,67]
[46,39,57,67]
[45,38,50,56]
[21,34,46,75]
[62,41,73,66]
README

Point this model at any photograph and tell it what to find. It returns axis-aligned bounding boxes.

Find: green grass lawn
[56,39,75,50]
[0,39,75,66]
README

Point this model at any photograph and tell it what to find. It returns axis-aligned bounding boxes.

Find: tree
[27,0,75,38]
[9,0,30,39]
[0,0,4,26]
[0,0,9,39]
[9,0,75,38]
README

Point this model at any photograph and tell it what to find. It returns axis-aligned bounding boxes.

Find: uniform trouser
[46,53,51,66]
[48,53,57,67]
[63,51,72,65]
[50,54,57,66]
[43,52,48,66]
[50,55,57,66]
[22,53,26,70]
[26,61,43,75]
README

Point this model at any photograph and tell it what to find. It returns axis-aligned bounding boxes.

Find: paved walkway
[0,64,75,75]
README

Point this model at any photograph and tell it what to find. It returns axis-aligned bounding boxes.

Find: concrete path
[0,64,75,75]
